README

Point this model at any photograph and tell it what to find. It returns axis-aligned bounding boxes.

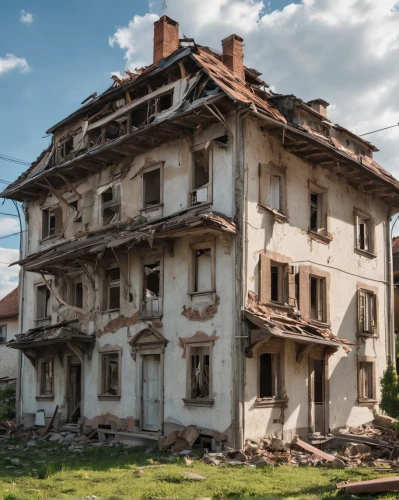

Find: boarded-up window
[40,361,53,395]
[189,346,210,399]
[0,325,7,343]
[142,261,161,316]
[143,168,161,207]
[358,289,376,334]
[42,207,62,238]
[100,353,120,396]
[310,276,326,322]
[194,248,212,292]
[259,353,280,399]
[106,268,120,310]
[101,185,121,226]
[359,361,375,400]
[36,285,50,320]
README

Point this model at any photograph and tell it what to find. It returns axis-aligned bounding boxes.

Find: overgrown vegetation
[0,440,396,499]
[380,362,399,420]
[0,385,16,421]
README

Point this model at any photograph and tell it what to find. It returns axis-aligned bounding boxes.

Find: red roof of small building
[393,237,399,255]
[0,287,19,319]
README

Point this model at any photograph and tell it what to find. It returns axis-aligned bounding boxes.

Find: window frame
[308,180,330,243]
[310,275,326,323]
[141,254,163,318]
[98,347,122,401]
[298,265,330,324]
[141,162,164,212]
[256,340,286,408]
[41,205,62,240]
[104,266,121,312]
[190,143,213,207]
[189,240,216,296]
[99,183,121,226]
[259,253,295,308]
[354,208,375,258]
[357,283,378,337]
[35,283,51,324]
[258,162,288,220]
[36,358,54,400]
[69,275,84,310]
[183,341,214,407]
[0,324,7,344]
[357,356,377,406]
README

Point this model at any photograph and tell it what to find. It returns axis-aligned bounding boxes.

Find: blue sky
[0,0,398,297]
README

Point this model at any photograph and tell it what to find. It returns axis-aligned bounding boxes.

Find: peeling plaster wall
[19,119,236,435]
[0,317,18,379]
[244,117,389,439]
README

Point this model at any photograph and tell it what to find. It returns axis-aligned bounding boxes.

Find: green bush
[380,362,399,418]
[0,385,16,420]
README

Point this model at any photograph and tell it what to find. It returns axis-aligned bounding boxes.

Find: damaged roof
[0,287,19,319]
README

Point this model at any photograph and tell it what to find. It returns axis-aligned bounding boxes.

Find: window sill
[36,395,54,401]
[35,317,51,323]
[355,248,376,259]
[189,290,216,297]
[97,395,121,401]
[102,308,120,315]
[357,332,378,339]
[255,398,288,408]
[266,302,291,311]
[140,203,164,213]
[257,203,289,223]
[39,234,58,244]
[141,313,163,320]
[357,398,378,407]
[182,398,214,408]
[190,201,212,210]
[308,319,331,329]
[308,231,332,245]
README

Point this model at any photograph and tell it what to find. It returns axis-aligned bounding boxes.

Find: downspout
[387,209,396,363]
[233,107,250,449]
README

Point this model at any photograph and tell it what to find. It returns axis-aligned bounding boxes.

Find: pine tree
[380,362,399,418]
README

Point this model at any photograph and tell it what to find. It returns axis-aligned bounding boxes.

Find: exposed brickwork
[181,301,219,322]
[94,311,141,337]
[84,413,136,432]
[153,15,179,64]
[221,34,245,82]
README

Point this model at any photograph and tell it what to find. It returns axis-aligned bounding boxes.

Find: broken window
[270,263,288,304]
[191,147,210,205]
[40,361,54,396]
[72,282,84,309]
[101,185,121,226]
[143,168,161,207]
[189,346,210,399]
[355,210,374,254]
[259,163,287,215]
[310,192,319,232]
[358,289,376,334]
[100,352,120,396]
[194,248,212,293]
[106,268,120,310]
[359,361,375,401]
[36,285,50,320]
[259,352,280,399]
[310,276,326,322]
[0,325,7,344]
[69,199,82,223]
[142,260,161,316]
[308,182,328,236]
[42,207,62,239]
[57,135,73,162]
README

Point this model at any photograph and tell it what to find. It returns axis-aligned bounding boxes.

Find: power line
[360,123,399,137]
[0,212,18,218]
[0,154,30,166]
[0,230,26,240]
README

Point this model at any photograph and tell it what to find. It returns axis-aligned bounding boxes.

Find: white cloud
[0,248,19,300]
[110,1,399,200]
[0,54,30,76]
[0,218,20,238]
[20,10,33,24]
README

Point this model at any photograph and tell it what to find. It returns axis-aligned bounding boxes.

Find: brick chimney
[307,99,330,118]
[153,15,179,64]
[222,34,245,81]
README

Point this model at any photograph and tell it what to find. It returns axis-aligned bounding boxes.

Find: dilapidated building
[1,16,398,446]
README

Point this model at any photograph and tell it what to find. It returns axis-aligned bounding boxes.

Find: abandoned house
[1,15,399,447]
[0,287,19,384]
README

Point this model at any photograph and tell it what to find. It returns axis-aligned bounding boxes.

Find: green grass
[0,440,396,499]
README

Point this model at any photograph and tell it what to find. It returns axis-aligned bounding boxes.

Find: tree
[380,362,399,419]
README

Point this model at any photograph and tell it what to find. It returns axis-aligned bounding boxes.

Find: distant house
[0,287,19,383]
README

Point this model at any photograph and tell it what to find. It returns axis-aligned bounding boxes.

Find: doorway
[141,354,161,432]
[309,357,326,434]
[67,357,81,422]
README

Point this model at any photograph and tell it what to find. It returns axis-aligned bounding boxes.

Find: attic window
[101,185,121,225]
[42,207,62,239]
[57,136,73,161]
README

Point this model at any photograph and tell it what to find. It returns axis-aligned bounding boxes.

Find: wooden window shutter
[288,265,296,307]
[259,253,270,304]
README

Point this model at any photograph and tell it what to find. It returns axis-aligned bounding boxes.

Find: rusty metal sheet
[292,437,335,462]
[337,476,399,494]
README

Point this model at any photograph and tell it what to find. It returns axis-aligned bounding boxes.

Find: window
[101,185,120,225]
[143,167,161,208]
[310,276,326,322]
[259,163,287,217]
[355,209,374,255]
[106,268,120,310]
[42,207,62,239]
[189,346,210,399]
[358,360,376,402]
[142,260,161,316]
[72,281,84,309]
[358,289,376,335]
[191,146,211,205]
[57,136,73,162]
[36,285,50,320]
[259,353,280,398]
[40,361,54,396]
[270,263,288,304]
[69,199,82,223]
[308,181,328,239]
[0,325,7,344]
[100,352,120,397]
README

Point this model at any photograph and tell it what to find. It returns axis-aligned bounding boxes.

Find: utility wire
[360,123,399,137]
[0,230,26,240]
[0,154,30,166]
[0,211,18,217]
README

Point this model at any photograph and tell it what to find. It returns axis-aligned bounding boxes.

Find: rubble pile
[0,421,37,440]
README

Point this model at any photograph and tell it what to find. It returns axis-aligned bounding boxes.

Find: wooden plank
[291,437,335,462]
[43,405,59,436]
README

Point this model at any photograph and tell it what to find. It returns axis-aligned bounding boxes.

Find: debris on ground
[337,475,399,494]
